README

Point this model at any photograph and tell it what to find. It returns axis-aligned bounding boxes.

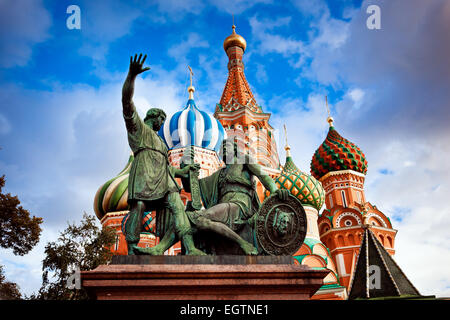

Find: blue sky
[1,0,450,297]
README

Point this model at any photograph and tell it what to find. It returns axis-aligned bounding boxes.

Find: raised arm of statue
[122,53,151,121]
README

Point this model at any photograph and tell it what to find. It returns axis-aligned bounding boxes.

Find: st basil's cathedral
[93,25,411,300]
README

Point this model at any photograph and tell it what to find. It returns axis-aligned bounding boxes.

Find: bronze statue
[188,139,289,255]
[121,53,204,255]
[147,139,291,255]
[273,209,294,238]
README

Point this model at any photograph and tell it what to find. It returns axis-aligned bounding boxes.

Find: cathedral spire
[219,24,260,113]
[187,66,195,100]
[325,96,334,127]
[215,23,280,170]
[284,124,291,158]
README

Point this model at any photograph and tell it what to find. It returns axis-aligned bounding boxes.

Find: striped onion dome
[266,145,325,211]
[93,155,133,219]
[311,125,368,180]
[121,212,155,234]
[158,97,227,153]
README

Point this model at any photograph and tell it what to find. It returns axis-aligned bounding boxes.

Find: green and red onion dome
[93,155,133,219]
[266,150,325,211]
[311,126,368,180]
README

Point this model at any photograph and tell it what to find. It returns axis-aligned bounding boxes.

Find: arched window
[348,234,355,245]
[357,191,362,204]
[337,235,345,247]
[379,234,384,245]
[387,236,393,248]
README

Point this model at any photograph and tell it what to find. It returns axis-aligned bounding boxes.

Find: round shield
[255,194,307,255]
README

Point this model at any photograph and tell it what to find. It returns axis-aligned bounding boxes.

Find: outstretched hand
[129,53,150,77]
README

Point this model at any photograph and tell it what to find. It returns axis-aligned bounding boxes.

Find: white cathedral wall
[304,205,321,241]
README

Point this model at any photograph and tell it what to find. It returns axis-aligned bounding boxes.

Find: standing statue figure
[121,53,204,256]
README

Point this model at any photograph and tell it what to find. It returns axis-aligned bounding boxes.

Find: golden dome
[223,25,247,52]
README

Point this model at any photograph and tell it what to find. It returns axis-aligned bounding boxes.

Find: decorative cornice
[320,169,366,183]
[100,210,129,224]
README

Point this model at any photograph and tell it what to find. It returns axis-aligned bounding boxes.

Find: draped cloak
[196,167,262,227]
[123,109,181,202]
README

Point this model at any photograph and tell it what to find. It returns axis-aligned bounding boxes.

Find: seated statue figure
[149,139,289,255]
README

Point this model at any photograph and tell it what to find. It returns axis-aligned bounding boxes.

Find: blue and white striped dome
[158,98,227,153]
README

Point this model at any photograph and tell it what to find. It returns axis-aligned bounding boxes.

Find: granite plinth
[110,254,294,265]
[81,255,329,300]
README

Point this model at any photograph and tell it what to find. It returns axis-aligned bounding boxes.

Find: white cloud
[347,88,365,109]
[248,8,350,86]
[209,0,273,15]
[290,0,328,18]
[363,137,450,297]
[249,15,304,56]
[348,88,364,102]
[0,227,59,297]
[0,0,51,67]
[269,93,330,170]
[154,0,204,17]
[168,33,210,62]
[268,88,450,297]
[255,63,268,84]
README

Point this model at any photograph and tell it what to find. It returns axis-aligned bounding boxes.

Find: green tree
[0,174,43,300]
[0,265,21,300]
[0,175,43,255]
[33,213,116,300]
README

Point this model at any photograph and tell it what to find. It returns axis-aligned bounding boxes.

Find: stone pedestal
[81,255,329,300]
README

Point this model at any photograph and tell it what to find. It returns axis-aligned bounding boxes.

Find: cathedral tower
[268,126,347,300]
[311,112,397,290]
[215,25,280,182]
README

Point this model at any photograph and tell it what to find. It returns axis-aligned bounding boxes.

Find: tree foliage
[0,174,43,300]
[32,213,116,300]
[0,265,21,300]
[0,175,43,256]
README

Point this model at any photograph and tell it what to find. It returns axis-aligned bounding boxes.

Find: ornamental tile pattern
[311,126,368,180]
[267,156,325,211]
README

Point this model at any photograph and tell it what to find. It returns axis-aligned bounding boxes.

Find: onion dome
[93,155,133,219]
[159,86,227,153]
[311,125,368,180]
[266,142,325,211]
[121,212,155,234]
[223,25,247,52]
